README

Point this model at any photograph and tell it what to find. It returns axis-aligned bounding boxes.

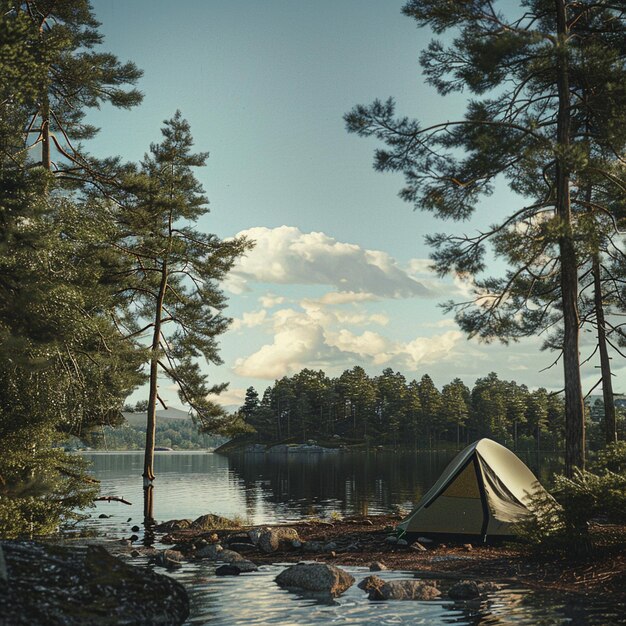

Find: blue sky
[89,1,624,409]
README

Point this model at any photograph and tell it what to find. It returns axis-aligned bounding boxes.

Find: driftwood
[95,496,132,505]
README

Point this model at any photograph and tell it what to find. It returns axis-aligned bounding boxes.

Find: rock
[369,562,388,571]
[191,513,235,531]
[155,549,184,570]
[130,550,140,558]
[129,534,139,542]
[410,542,427,552]
[276,563,354,598]
[98,513,110,519]
[216,564,241,576]
[384,535,398,545]
[358,575,385,593]
[323,541,338,552]
[218,549,245,564]
[131,525,140,532]
[417,536,434,544]
[463,543,473,552]
[248,528,263,545]
[397,539,408,546]
[228,542,257,554]
[292,539,303,549]
[230,559,258,573]
[0,542,189,625]
[258,527,300,553]
[303,540,325,553]
[195,543,223,560]
[359,576,441,601]
[155,518,193,532]
[449,580,501,600]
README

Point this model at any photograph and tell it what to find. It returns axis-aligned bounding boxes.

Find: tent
[397,438,546,541]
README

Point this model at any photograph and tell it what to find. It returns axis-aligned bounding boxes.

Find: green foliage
[117,112,253,433]
[520,465,626,556]
[238,366,564,450]
[83,420,227,451]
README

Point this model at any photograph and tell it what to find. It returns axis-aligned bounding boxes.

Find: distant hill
[122,407,190,426]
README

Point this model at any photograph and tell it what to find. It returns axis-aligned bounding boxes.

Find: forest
[237,367,624,450]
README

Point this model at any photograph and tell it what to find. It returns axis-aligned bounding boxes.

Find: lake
[81,450,624,625]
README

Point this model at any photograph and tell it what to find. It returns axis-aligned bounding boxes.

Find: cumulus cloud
[259,293,286,308]
[230,310,268,331]
[233,302,466,380]
[226,226,437,298]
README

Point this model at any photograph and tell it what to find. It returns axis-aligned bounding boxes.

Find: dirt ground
[159,513,626,599]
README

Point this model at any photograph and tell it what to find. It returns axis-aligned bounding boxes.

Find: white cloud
[206,386,247,409]
[230,310,268,331]
[227,226,438,298]
[259,293,286,308]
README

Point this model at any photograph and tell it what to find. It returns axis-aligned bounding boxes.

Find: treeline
[81,421,226,452]
[238,367,571,450]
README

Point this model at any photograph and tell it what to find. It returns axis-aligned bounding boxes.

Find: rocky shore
[147,512,626,600]
[3,513,625,623]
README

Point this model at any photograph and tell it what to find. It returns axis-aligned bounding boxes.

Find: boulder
[228,542,257,554]
[195,543,223,560]
[154,549,184,570]
[0,542,189,625]
[303,540,325,553]
[275,563,354,598]
[191,513,235,531]
[218,549,245,564]
[229,559,258,573]
[359,576,441,601]
[384,535,398,545]
[216,564,241,576]
[258,527,300,553]
[448,580,500,600]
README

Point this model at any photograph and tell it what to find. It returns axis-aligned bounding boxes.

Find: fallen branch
[95,496,132,505]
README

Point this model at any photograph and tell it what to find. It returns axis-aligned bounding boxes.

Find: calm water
[80,451,625,626]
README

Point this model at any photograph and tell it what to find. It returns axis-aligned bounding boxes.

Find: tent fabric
[398,438,545,539]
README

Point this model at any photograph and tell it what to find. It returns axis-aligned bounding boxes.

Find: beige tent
[398,438,546,540]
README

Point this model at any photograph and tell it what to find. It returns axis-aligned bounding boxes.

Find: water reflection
[82,450,564,528]
[80,451,626,626]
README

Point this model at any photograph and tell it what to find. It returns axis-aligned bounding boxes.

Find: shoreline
[152,513,626,601]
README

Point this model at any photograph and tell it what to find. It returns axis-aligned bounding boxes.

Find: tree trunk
[555,0,585,475]
[143,260,168,486]
[592,253,617,444]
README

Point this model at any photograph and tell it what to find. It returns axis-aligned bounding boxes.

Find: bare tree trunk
[555,0,585,476]
[592,253,617,444]
[143,261,168,487]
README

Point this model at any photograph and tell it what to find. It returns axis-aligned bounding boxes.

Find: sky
[88,0,626,410]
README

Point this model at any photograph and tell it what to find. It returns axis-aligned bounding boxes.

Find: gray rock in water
[276,563,355,598]
[195,543,223,560]
[323,541,338,552]
[448,580,500,600]
[247,528,262,545]
[155,549,184,570]
[230,559,258,573]
[384,535,398,545]
[258,527,300,553]
[303,540,325,553]
[397,539,408,546]
[218,549,245,563]
[359,576,440,601]
[216,564,241,576]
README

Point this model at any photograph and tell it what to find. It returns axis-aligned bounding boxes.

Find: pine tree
[116,113,252,506]
[345,0,626,474]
